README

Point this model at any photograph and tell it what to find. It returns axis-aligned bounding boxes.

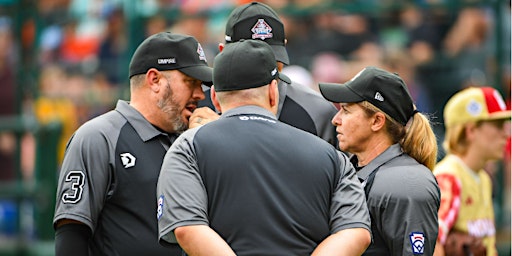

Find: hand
[444,231,486,256]
[189,107,220,129]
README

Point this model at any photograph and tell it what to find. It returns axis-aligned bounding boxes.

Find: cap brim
[319,82,364,103]
[488,111,511,121]
[270,45,289,65]
[279,72,291,84]
[180,65,214,86]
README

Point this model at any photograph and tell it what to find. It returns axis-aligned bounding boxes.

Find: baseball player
[157,39,371,255]
[53,32,213,255]
[433,87,510,256]
[319,66,441,255]
[193,1,339,147]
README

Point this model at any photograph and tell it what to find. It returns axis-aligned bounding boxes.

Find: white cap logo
[374,92,384,102]
[271,68,277,76]
[251,19,273,40]
[197,43,207,62]
[466,99,483,117]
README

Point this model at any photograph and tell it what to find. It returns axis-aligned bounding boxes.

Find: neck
[354,136,393,166]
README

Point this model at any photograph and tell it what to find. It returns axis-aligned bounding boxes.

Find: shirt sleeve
[371,167,441,255]
[434,173,462,244]
[53,126,113,232]
[329,151,371,233]
[157,129,209,245]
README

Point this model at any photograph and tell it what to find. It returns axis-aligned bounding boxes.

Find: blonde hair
[361,101,438,170]
[442,123,471,155]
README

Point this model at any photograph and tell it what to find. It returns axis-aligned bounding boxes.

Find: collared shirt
[199,79,338,146]
[53,100,182,255]
[158,105,370,255]
[352,144,441,256]
[434,154,496,256]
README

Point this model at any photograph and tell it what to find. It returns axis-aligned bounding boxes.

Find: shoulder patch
[409,232,425,254]
[62,170,86,204]
[157,195,164,220]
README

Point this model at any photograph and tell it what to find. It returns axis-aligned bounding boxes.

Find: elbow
[174,226,188,243]
[362,229,372,249]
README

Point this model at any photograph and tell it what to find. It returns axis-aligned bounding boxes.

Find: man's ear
[211,86,222,113]
[146,68,161,93]
[269,79,279,110]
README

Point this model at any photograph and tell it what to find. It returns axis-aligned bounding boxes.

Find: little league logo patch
[252,19,273,40]
[409,232,425,254]
[157,195,164,220]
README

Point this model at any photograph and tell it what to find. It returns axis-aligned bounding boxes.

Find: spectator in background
[97,7,128,86]
[34,65,79,164]
[433,86,510,256]
[0,17,16,181]
[443,7,492,87]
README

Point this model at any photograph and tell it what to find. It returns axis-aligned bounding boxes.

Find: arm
[174,225,236,256]
[435,173,461,244]
[53,126,112,253]
[312,228,371,256]
[433,241,445,256]
[55,220,91,256]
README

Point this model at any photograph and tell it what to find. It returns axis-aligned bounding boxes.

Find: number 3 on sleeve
[62,171,85,204]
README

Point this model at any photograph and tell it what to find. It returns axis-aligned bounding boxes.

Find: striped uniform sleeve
[434,173,462,244]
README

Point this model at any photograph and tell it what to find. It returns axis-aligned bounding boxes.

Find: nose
[331,111,342,126]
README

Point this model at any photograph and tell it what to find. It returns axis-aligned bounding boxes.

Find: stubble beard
[157,81,188,133]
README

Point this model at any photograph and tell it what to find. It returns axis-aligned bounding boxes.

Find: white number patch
[62,171,85,204]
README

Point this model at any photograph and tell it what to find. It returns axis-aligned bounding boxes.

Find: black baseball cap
[224,2,289,65]
[214,39,289,92]
[129,32,213,85]
[319,66,415,125]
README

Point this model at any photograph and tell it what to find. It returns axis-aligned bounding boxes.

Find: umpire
[156,39,371,256]
[195,2,339,146]
[53,32,213,255]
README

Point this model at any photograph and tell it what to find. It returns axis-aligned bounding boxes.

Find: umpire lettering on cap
[157,39,372,256]
[53,32,213,256]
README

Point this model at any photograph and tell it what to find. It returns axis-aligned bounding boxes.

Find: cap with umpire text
[129,32,213,85]
[319,66,415,126]
[225,2,289,65]
[443,86,511,129]
[214,39,288,92]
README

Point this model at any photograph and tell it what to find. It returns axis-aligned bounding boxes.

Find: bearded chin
[157,96,187,133]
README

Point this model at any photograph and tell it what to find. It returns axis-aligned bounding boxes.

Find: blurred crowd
[0,0,510,248]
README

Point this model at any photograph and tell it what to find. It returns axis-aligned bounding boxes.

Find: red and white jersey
[434,154,497,256]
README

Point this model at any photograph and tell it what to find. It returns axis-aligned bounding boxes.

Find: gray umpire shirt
[53,100,182,256]
[354,144,440,256]
[157,105,370,255]
[199,79,338,146]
